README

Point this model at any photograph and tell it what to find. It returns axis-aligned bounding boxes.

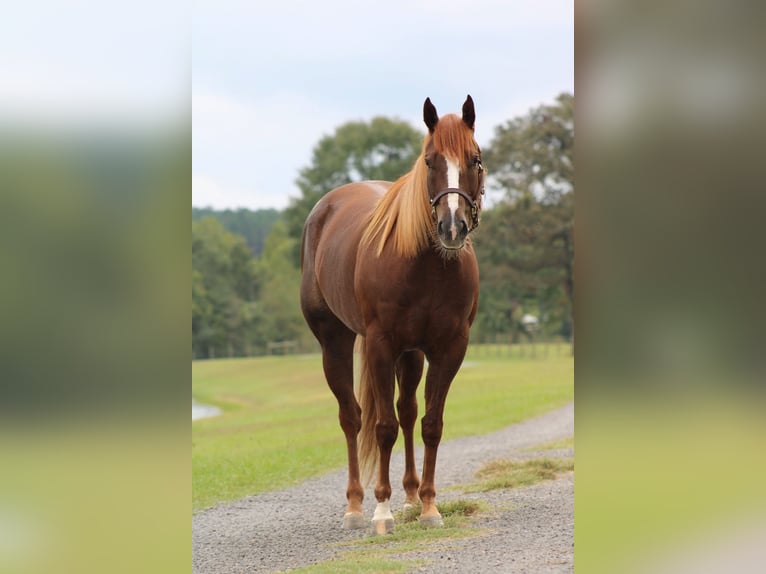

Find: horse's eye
[472,156,481,167]
[425,157,432,169]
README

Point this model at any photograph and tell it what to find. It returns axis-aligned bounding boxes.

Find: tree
[192,207,279,257]
[192,217,260,358]
[476,194,573,336]
[249,220,313,352]
[484,92,573,203]
[476,93,574,341]
[283,117,423,261]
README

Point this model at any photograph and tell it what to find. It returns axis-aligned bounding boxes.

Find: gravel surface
[192,401,574,573]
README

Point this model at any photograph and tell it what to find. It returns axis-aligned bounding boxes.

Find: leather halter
[430,188,481,231]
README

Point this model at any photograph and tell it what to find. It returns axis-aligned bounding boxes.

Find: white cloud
[0,0,187,125]
[193,174,286,211]
[192,90,349,209]
[192,0,573,210]
[0,63,182,126]
[412,0,572,27]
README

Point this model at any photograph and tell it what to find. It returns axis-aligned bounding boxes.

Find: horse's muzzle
[437,216,469,249]
[431,188,475,250]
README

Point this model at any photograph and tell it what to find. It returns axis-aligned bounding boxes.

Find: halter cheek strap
[430,188,481,231]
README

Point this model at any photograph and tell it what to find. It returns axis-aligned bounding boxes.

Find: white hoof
[343,512,366,529]
[371,517,395,535]
[371,499,395,535]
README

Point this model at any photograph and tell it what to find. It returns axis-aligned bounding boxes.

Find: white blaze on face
[445,157,461,240]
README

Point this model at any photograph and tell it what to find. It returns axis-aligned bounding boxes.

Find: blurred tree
[484,92,573,203]
[250,220,313,352]
[476,93,574,341]
[283,117,423,263]
[192,217,259,358]
[192,207,279,257]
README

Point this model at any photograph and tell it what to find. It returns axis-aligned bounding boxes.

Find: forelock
[431,114,477,161]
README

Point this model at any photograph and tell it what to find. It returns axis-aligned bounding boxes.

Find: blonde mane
[361,115,476,258]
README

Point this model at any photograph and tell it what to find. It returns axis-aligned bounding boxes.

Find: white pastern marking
[445,158,461,239]
[373,500,394,521]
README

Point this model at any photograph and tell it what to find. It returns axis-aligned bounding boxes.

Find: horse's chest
[357,256,477,343]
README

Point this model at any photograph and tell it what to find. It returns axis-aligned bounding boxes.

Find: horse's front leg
[419,336,468,526]
[366,338,399,534]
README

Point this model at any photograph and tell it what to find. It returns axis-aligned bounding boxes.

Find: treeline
[193,94,573,358]
[192,207,278,256]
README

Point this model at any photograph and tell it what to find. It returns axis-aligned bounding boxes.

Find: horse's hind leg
[396,350,424,509]
[309,313,365,528]
[362,331,400,535]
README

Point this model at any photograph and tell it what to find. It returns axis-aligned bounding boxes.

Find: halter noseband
[430,188,482,231]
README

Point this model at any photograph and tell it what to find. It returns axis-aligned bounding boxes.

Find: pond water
[192,401,221,421]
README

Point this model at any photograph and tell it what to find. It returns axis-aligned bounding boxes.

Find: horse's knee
[421,417,443,448]
[375,419,399,450]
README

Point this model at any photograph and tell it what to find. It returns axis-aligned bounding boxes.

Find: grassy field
[192,344,573,510]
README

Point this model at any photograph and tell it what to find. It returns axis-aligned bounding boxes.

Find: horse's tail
[357,335,378,485]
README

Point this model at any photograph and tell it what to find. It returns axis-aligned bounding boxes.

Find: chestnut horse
[300,96,483,534]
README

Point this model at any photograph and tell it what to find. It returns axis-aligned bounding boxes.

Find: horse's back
[301,181,389,267]
[300,181,391,335]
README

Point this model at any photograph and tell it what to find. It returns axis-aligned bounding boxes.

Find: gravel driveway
[193,402,574,573]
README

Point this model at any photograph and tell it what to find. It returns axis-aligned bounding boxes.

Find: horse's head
[423,95,484,252]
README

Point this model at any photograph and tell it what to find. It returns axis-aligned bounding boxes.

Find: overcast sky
[195,0,574,211]
[0,1,571,211]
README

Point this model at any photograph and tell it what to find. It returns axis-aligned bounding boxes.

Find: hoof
[419,515,444,528]
[343,512,366,529]
[371,517,395,535]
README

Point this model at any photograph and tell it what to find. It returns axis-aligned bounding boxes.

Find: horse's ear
[423,97,439,133]
[462,95,475,130]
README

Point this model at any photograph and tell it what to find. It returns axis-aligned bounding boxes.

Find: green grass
[464,457,574,492]
[576,396,766,574]
[398,499,485,525]
[193,346,573,510]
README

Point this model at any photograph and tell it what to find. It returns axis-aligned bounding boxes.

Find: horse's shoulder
[360,180,393,196]
[313,181,391,219]
[331,180,392,199]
